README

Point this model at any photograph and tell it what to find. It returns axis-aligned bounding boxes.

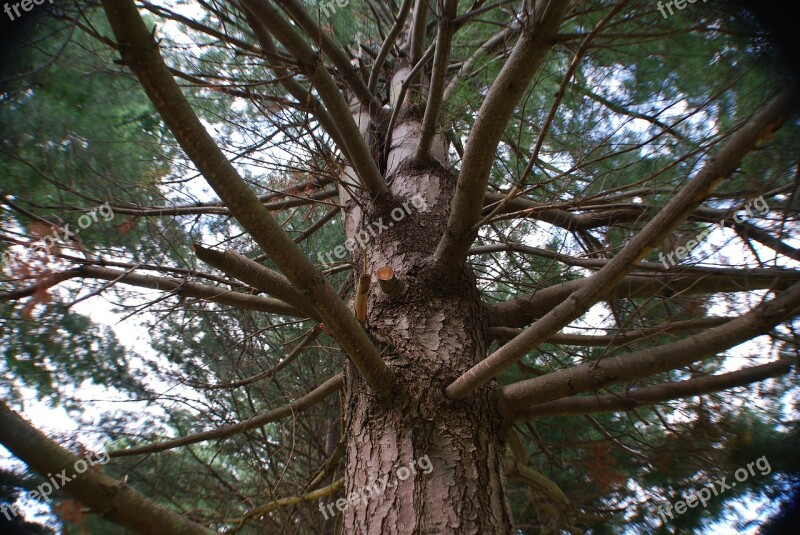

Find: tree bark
[338,91,513,533]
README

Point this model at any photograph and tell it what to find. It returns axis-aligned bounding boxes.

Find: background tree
[1,0,799,533]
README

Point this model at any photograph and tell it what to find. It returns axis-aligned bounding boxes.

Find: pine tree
[1,1,799,533]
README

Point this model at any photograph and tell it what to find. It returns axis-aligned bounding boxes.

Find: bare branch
[109,374,344,457]
[433,0,570,273]
[0,271,79,303]
[480,0,629,223]
[501,281,800,408]
[415,0,458,161]
[511,359,793,419]
[488,316,734,345]
[189,327,320,390]
[277,0,379,110]
[368,0,414,94]
[442,24,517,106]
[193,244,320,320]
[408,0,429,64]
[482,192,648,230]
[242,15,352,161]
[229,478,344,524]
[733,219,800,262]
[241,0,390,204]
[75,265,307,317]
[107,186,339,218]
[488,267,800,328]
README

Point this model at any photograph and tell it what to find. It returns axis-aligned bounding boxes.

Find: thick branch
[488,268,800,328]
[102,0,392,392]
[433,0,569,273]
[512,358,793,418]
[76,265,307,317]
[446,83,800,399]
[488,316,734,345]
[277,0,379,110]
[733,219,800,262]
[415,0,457,161]
[0,271,78,303]
[193,244,319,320]
[368,0,414,94]
[0,401,215,534]
[408,0,429,64]
[502,280,800,408]
[110,374,343,457]
[482,192,647,230]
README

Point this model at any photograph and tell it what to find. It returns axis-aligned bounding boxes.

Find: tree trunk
[338,82,513,533]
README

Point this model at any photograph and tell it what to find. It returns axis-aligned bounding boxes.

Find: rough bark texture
[338,78,512,533]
